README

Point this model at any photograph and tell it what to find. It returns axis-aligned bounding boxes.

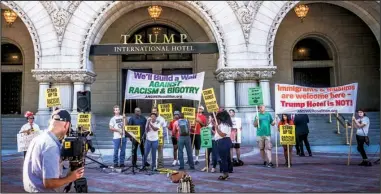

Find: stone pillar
[224,80,236,110]
[35,82,51,129]
[72,82,85,114]
[219,82,225,107]
[259,79,273,111]
[51,83,73,111]
[236,80,259,112]
[84,84,91,91]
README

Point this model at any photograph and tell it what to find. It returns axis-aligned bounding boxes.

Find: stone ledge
[31,69,97,84]
[215,66,277,81]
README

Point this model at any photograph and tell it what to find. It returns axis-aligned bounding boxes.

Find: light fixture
[152,27,161,35]
[12,55,19,59]
[3,9,17,26]
[147,5,162,20]
[294,4,309,23]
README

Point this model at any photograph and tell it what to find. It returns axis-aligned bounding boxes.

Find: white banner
[125,70,204,100]
[275,83,358,114]
[17,131,42,152]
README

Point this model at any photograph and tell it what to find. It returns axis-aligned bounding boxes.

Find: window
[122,24,192,62]
[1,43,23,65]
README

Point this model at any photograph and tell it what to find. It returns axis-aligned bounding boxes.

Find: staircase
[1,116,26,150]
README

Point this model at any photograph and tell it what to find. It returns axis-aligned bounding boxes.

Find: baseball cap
[198,106,205,110]
[174,111,181,115]
[51,109,71,123]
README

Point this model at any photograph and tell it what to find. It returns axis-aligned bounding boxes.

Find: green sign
[248,87,263,106]
[200,127,212,148]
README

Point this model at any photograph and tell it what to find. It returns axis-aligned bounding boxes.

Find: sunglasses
[28,117,34,120]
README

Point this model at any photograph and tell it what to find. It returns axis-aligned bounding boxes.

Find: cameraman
[23,109,84,192]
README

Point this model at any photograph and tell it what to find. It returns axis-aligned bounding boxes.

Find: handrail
[328,113,350,144]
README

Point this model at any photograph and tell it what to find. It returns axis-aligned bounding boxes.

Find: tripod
[122,138,141,175]
[85,155,108,168]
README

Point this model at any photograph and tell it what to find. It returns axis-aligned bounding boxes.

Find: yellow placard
[125,125,141,144]
[182,107,196,126]
[158,104,173,122]
[77,113,91,132]
[158,127,164,145]
[280,125,296,145]
[45,88,61,107]
[202,88,219,113]
[64,141,71,149]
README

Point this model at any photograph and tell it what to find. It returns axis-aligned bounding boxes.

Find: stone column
[259,79,273,111]
[224,80,236,110]
[219,82,225,107]
[51,82,73,111]
[72,82,85,114]
[236,80,259,112]
[34,82,51,129]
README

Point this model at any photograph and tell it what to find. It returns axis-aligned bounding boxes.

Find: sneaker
[211,168,216,173]
[201,167,207,172]
[113,164,119,168]
[309,153,313,157]
[172,160,177,166]
[365,161,373,167]
[119,164,125,168]
[263,161,268,166]
[358,161,367,166]
[267,162,274,168]
[177,160,180,165]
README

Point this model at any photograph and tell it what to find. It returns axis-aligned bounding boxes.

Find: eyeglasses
[28,117,34,120]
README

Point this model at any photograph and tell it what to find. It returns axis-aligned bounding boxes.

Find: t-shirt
[356,116,370,136]
[146,121,161,141]
[168,119,179,137]
[23,131,61,192]
[109,115,124,139]
[255,112,274,137]
[231,117,242,144]
[192,114,207,135]
[128,115,147,139]
[19,123,40,133]
[214,124,231,141]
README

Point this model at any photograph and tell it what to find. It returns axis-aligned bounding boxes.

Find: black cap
[51,109,71,123]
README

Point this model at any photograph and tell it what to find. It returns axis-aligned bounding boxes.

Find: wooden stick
[347,113,355,166]
[192,101,201,149]
[275,124,278,168]
[122,99,127,149]
[345,121,349,145]
[336,111,340,134]
[206,149,209,173]
[287,144,290,168]
[329,113,332,123]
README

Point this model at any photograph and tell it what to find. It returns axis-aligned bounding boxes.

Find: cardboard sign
[158,104,173,122]
[181,107,196,126]
[202,88,219,113]
[77,113,91,132]
[158,127,164,145]
[200,127,212,148]
[45,88,61,107]
[125,125,141,144]
[248,87,263,106]
[17,131,42,152]
[280,125,296,145]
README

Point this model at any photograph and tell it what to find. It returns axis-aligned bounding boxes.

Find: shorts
[171,136,178,145]
[256,136,272,150]
[231,143,240,149]
[190,134,201,150]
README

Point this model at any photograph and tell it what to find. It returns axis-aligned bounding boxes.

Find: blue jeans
[178,136,195,169]
[207,140,219,168]
[144,140,159,170]
[113,138,127,165]
[217,137,233,173]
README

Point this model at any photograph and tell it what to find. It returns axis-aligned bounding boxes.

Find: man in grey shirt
[23,109,84,192]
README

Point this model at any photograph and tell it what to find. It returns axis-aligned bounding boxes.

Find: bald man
[128,107,148,168]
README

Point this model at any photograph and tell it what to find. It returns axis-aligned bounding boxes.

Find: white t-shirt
[19,123,40,133]
[231,117,242,143]
[356,116,370,136]
[214,124,232,141]
[109,115,124,139]
[157,115,167,128]
[146,121,161,141]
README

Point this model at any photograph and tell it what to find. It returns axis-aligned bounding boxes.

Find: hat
[198,106,205,111]
[24,111,34,118]
[174,111,181,115]
[51,109,71,123]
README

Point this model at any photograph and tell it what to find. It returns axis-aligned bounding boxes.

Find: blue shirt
[23,131,62,192]
[128,115,147,138]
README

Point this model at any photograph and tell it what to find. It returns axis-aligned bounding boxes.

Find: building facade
[1,1,380,133]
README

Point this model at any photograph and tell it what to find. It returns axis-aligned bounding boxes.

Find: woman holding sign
[214,110,233,180]
[278,114,294,166]
[19,111,40,158]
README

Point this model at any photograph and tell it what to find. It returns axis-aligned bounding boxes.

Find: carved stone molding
[1,1,42,69]
[1,65,23,72]
[227,1,262,46]
[31,69,97,84]
[215,67,277,81]
[41,1,81,47]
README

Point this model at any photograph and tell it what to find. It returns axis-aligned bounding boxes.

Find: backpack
[178,119,189,136]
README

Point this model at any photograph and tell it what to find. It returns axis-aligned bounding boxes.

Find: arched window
[293,38,332,61]
[1,43,23,65]
[122,24,192,61]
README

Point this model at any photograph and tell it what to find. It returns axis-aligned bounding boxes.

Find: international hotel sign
[90,33,219,55]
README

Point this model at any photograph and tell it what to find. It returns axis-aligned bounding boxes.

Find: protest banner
[200,127,212,148]
[125,125,141,144]
[124,70,205,100]
[158,104,173,122]
[77,113,91,132]
[45,88,61,107]
[17,131,42,152]
[181,107,196,126]
[202,88,219,113]
[275,83,358,114]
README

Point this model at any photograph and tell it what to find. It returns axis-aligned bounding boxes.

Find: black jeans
[356,135,368,160]
[217,137,233,173]
[295,136,300,154]
[131,138,145,166]
[206,140,219,168]
[298,134,311,155]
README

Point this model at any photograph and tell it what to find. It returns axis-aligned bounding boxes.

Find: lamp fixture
[152,27,162,35]
[3,9,17,26]
[294,4,309,23]
[147,5,162,20]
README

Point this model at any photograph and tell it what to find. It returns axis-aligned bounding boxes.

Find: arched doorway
[292,37,334,87]
[1,43,23,114]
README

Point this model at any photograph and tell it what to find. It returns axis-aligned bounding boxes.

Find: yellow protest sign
[125,125,141,144]
[181,107,196,126]
[158,104,173,122]
[45,88,61,107]
[280,125,296,145]
[202,88,219,113]
[158,127,164,145]
[77,113,91,132]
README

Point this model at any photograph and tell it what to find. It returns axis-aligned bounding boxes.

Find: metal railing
[328,112,352,144]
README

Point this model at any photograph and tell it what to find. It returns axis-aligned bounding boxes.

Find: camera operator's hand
[67,167,84,182]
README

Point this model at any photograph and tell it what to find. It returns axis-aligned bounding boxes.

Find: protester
[352,109,372,166]
[23,109,84,192]
[294,114,312,157]
[229,109,243,166]
[290,114,300,155]
[19,111,41,158]
[254,105,276,168]
[109,105,126,168]
[142,113,161,171]
[168,111,181,166]
[151,107,167,168]
[174,113,195,170]
[278,114,294,166]
[215,110,233,180]
[191,106,207,165]
[201,114,219,172]
[127,107,147,168]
